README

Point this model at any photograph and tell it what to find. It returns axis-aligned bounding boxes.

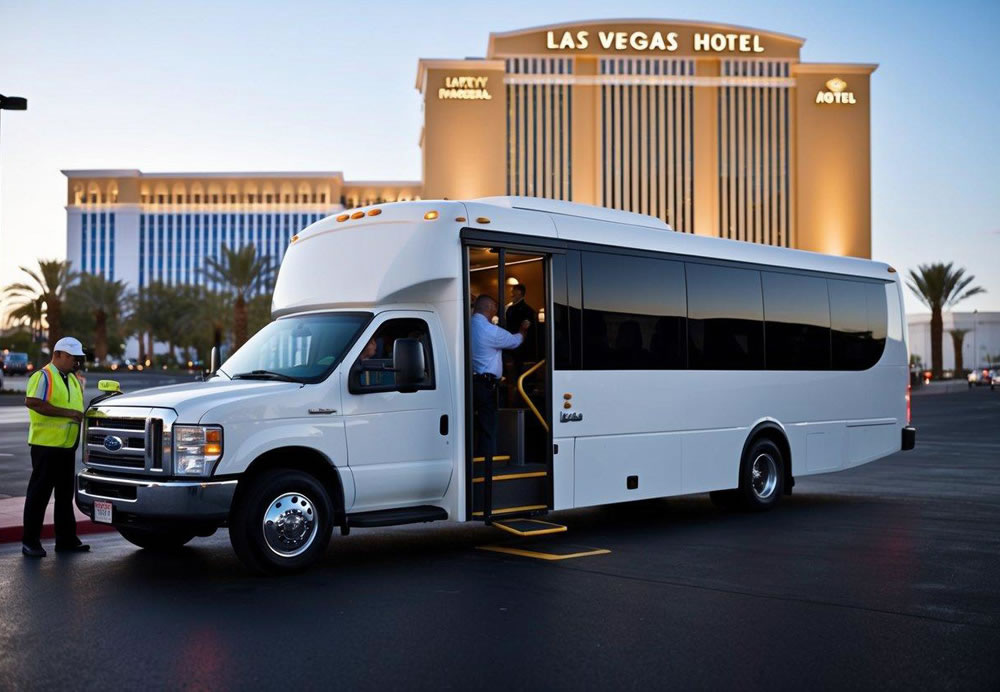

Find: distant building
[63,170,420,293]
[908,312,1000,371]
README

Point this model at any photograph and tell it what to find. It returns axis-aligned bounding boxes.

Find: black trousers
[473,377,498,459]
[22,445,78,546]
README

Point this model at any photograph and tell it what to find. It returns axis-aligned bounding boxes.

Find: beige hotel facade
[65,19,876,294]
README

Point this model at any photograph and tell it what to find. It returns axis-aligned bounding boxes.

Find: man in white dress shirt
[470,294,530,461]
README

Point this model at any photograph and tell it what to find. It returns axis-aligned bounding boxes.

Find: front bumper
[902,426,917,451]
[76,470,237,525]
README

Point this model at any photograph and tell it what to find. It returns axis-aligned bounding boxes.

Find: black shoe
[22,544,47,558]
[55,541,90,553]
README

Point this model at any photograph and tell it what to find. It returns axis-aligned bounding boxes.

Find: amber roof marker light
[424,210,439,220]
[367,208,382,217]
[350,211,365,219]
[336,213,349,222]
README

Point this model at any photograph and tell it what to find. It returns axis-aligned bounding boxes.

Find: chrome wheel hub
[262,492,317,557]
[751,454,778,501]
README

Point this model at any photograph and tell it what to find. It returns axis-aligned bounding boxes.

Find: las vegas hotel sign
[546,28,766,53]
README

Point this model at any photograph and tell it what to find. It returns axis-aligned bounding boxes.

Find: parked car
[2,352,32,375]
[968,368,995,388]
[991,371,1000,391]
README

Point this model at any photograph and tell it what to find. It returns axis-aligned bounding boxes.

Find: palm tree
[202,244,275,349]
[906,263,985,379]
[75,274,133,361]
[4,259,77,345]
[948,328,970,376]
[7,295,45,341]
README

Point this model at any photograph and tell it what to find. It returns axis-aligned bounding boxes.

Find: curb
[0,520,117,545]
[0,500,118,544]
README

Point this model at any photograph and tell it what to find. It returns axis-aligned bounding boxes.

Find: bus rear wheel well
[742,424,793,495]
[233,447,346,524]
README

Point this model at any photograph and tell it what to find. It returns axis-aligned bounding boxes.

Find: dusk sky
[0,0,997,316]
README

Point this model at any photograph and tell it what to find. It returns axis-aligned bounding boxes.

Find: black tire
[117,526,196,550]
[229,469,333,575]
[737,438,785,512]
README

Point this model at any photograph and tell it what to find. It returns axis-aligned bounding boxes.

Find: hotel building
[65,19,876,296]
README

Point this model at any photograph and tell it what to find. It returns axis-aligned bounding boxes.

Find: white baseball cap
[53,336,85,357]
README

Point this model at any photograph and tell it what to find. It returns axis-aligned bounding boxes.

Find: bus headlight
[173,425,223,476]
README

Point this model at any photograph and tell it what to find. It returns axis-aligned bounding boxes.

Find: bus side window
[350,318,435,393]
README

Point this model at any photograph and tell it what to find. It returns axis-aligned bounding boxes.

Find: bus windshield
[219,312,371,384]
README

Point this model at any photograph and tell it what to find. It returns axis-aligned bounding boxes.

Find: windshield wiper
[231,370,299,382]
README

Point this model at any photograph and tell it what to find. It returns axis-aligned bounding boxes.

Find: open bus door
[464,244,564,536]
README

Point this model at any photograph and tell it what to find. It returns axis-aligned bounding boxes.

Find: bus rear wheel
[738,438,784,512]
[229,469,333,575]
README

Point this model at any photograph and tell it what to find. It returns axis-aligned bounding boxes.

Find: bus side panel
[552,437,576,510]
[574,433,683,507]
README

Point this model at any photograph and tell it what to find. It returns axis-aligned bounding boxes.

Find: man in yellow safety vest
[21,337,90,557]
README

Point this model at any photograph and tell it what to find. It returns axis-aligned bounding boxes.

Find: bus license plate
[94,501,112,524]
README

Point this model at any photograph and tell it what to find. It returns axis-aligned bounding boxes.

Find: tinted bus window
[687,263,764,369]
[763,272,831,370]
[580,252,686,370]
[553,251,583,370]
[829,279,888,370]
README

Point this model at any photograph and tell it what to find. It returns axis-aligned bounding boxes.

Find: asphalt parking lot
[0,387,997,689]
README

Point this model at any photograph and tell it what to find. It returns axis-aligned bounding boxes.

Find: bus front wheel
[738,438,785,512]
[229,469,334,575]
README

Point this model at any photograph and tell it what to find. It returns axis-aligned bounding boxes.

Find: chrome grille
[84,406,175,475]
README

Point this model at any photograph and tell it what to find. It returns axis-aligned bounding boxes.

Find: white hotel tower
[63,170,420,293]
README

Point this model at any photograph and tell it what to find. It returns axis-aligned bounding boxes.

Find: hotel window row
[599,58,695,232]
[505,57,574,201]
[130,212,322,290]
[717,59,793,247]
[79,212,115,279]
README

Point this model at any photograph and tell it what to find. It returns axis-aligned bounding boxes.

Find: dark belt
[473,373,498,384]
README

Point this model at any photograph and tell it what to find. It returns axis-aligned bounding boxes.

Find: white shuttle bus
[76,198,916,573]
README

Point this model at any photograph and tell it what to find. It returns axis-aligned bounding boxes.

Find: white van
[76,197,916,573]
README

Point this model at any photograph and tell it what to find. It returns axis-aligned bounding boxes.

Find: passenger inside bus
[468,249,549,467]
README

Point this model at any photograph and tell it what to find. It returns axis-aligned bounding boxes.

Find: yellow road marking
[477,545,611,561]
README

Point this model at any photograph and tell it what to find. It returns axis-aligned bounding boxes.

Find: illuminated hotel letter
[694,32,709,51]
[713,34,728,51]
[753,34,764,52]
[548,30,584,50]
[649,31,666,51]
[615,32,628,50]
[598,31,616,50]
[666,31,678,50]
[631,31,648,50]
[739,34,751,52]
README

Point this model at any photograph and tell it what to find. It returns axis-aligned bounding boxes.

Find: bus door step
[492,518,567,537]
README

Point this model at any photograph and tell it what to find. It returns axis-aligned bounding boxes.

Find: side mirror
[393,338,426,393]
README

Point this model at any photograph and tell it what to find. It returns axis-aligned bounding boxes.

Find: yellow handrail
[516,359,549,432]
